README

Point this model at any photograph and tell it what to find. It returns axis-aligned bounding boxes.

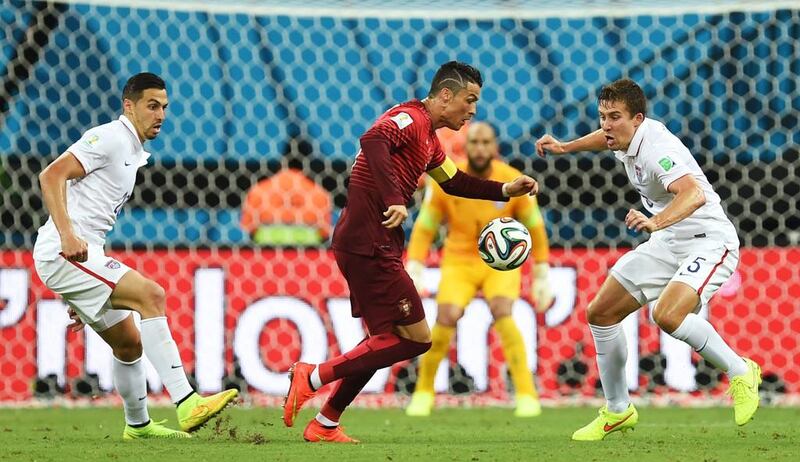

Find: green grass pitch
[0,406,797,461]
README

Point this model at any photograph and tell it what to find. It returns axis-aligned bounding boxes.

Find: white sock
[669,313,748,378]
[310,366,322,390]
[140,316,194,403]
[590,323,630,413]
[112,356,150,426]
[315,412,338,427]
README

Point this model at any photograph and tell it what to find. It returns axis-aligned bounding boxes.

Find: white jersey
[33,115,150,261]
[613,118,739,250]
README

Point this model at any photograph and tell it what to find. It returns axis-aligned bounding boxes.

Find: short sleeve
[647,150,692,190]
[67,128,115,175]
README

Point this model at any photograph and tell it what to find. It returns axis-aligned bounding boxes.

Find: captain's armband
[427,157,458,184]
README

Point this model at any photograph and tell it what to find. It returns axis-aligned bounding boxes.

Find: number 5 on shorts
[681,256,707,275]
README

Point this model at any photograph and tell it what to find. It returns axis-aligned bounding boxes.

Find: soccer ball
[477,217,532,271]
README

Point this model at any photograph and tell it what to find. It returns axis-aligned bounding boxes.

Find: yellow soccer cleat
[571,404,638,441]
[514,394,542,417]
[405,391,434,417]
[727,357,762,426]
[177,389,239,432]
[122,419,191,440]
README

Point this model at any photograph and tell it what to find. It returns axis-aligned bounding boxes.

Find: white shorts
[34,244,133,332]
[609,236,739,311]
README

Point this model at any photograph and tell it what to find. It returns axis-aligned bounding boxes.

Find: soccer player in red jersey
[283,61,539,443]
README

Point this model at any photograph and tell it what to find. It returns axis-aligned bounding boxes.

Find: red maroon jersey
[349,100,446,203]
[333,99,445,258]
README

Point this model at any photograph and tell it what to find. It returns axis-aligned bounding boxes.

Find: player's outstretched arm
[38,152,89,262]
[502,175,539,197]
[430,157,535,201]
[535,129,607,157]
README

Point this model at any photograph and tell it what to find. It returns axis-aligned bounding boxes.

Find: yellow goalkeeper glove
[531,262,554,313]
[405,260,426,295]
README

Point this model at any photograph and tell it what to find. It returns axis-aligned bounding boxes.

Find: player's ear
[122,98,134,113]
[440,87,453,104]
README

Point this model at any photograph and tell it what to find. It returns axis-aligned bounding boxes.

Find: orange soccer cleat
[303,418,360,443]
[282,362,317,427]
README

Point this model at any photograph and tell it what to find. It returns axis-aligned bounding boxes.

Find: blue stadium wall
[1,2,798,247]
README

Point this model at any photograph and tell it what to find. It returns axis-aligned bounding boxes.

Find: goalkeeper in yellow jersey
[405,122,553,417]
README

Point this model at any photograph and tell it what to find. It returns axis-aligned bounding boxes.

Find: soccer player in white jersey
[536,79,761,441]
[33,73,238,440]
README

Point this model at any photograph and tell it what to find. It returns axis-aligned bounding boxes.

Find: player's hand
[625,209,658,233]
[66,308,85,333]
[531,262,554,313]
[60,233,88,262]
[405,260,427,295]
[382,205,408,228]
[503,176,539,197]
[535,134,568,158]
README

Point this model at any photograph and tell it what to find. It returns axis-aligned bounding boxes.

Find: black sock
[129,419,151,428]
[175,390,195,407]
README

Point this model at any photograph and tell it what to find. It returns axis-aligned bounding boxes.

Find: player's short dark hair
[428,61,483,97]
[598,79,646,117]
[122,72,166,102]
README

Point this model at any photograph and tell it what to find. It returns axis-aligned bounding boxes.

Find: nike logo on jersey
[603,411,634,432]
[124,161,133,166]
[171,364,182,369]
[138,396,146,401]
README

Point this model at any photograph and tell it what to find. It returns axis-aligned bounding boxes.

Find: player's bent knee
[489,301,513,320]
[139,281,167,318]
[437,305,462,327]
[409,330,432,344]
[652,304,683,334]
[586,300,619,326]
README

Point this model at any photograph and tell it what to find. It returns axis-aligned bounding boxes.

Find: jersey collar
[119,114,151,165]
[118,114,143,146]
[614,117,649,160]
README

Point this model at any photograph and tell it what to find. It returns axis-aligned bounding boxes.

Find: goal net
[1,0,798,406]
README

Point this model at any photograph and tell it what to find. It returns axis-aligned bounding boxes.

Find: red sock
[320,371,375,422]
[318,333,430,385]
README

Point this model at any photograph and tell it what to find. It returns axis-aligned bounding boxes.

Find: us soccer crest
[634,164,644,184]
[105,259,121,270]
[398,298,412,317]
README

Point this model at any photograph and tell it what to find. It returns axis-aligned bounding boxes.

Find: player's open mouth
[605,135,615,145]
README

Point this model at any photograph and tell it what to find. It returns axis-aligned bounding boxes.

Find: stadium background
[0,0,798,406]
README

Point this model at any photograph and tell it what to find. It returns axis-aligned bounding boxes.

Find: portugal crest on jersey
[397,298,412,317]
[105,259,121,270]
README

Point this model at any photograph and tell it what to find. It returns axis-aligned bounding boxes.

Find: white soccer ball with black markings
[477,217,532,271]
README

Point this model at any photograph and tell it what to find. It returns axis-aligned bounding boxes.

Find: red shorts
[333,249,426,335]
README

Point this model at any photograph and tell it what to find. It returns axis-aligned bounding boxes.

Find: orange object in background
[436,122,470,164]
[241,169,332,245]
